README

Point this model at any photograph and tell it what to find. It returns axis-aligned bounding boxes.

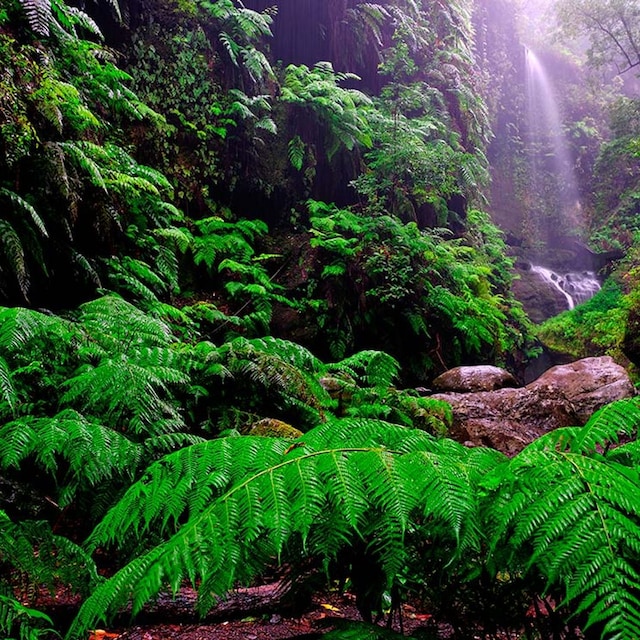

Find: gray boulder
[528,356,635,424]
[433,386,578,456]
[432,365,518,393]
[434,356,635,455]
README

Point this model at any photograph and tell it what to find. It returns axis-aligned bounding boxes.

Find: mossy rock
[248,418,303,439]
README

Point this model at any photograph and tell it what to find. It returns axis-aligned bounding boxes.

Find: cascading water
[523,49,599,310]
[530,265,601,311]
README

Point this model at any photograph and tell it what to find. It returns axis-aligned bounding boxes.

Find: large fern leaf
[0,410,142,506]
[485,400,640,639]
[70,419,489,636]
[19,0,52,36]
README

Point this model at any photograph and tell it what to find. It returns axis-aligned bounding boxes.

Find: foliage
[52,398,640,640]
[280,61,373,163]
[536,278,626,359]
[299,200,527,378]
[555,0,640,75]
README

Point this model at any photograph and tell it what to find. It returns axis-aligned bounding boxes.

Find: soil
[83,588,441,640]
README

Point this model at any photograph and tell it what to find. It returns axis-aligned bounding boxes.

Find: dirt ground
[95,589,441,640]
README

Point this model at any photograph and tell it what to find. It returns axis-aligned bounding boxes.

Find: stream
[530,264,601,310]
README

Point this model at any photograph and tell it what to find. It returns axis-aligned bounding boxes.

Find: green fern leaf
[0,220,29,298]
[0,356,16,416]
[288,135,306,170]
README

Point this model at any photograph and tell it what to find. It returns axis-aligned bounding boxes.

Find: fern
[0,356,17,417]
[0,221,29,299]
[69,418,488,635]
[0,410,142,506]
[19,0,52,36]
[485,399,640,639]
[0,510,99,598]
[0,189,48,239]
[0,592,57,640]
[60,352,188,435]
[288,135,306,170]
[328,350,400,389]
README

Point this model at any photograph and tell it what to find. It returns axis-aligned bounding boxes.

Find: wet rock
[433,386,578,456]
[432,365,518,393]
[528,356,635,423]
[511,266,568,323]
[434,356,635,455]
[248,418,303,438]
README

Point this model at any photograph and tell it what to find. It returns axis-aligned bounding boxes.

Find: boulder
[434,356,635,455]
[432,365,518,393]
[433,386,579,456]
[511,265,569,323]
[527,356,635,423]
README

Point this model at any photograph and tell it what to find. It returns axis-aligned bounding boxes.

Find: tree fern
[485,399,640,639]
[69,418,488,636]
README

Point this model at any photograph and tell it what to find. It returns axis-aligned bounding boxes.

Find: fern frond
[486,439,640,639]
[0,220,29,299]
[0,510,99,595]
[19,0,52,36]
[288,135,306,170]
[73,419,484,635]
[0,189,49,238]
[61,354,188,436]
[0,356,16,417]
[0,593,56,640]
[0,410,142,505]
[77,295,174,355]
[328,350,400,388]
[0,306,56,354]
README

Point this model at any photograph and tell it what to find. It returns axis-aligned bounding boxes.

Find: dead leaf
[320,603,340,612]
[89,631,120,640]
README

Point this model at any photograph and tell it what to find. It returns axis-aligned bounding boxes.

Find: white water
[531,265,600,310]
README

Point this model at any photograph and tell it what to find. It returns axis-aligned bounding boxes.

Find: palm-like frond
[70,418,486,635]
[0,409,142,506]
[485,399,640,639]
[60,351,188,436]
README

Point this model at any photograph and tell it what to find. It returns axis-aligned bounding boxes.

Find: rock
[433,386,579,456]
[527,356,635,423]
[511,266,569,323]
[434,356,635,455]
[248,418,303,439]
[432,365,518,393]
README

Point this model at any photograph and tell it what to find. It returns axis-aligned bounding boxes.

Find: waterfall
[531,265,600,310]
[524,48,581,239]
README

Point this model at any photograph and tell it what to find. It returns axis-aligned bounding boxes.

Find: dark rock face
[432,365,518,392]
[433,356,635,455]
[511,266,568,323]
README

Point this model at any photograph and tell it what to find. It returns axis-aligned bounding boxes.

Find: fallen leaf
[89,631,120,640]
[320,603,340,612]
